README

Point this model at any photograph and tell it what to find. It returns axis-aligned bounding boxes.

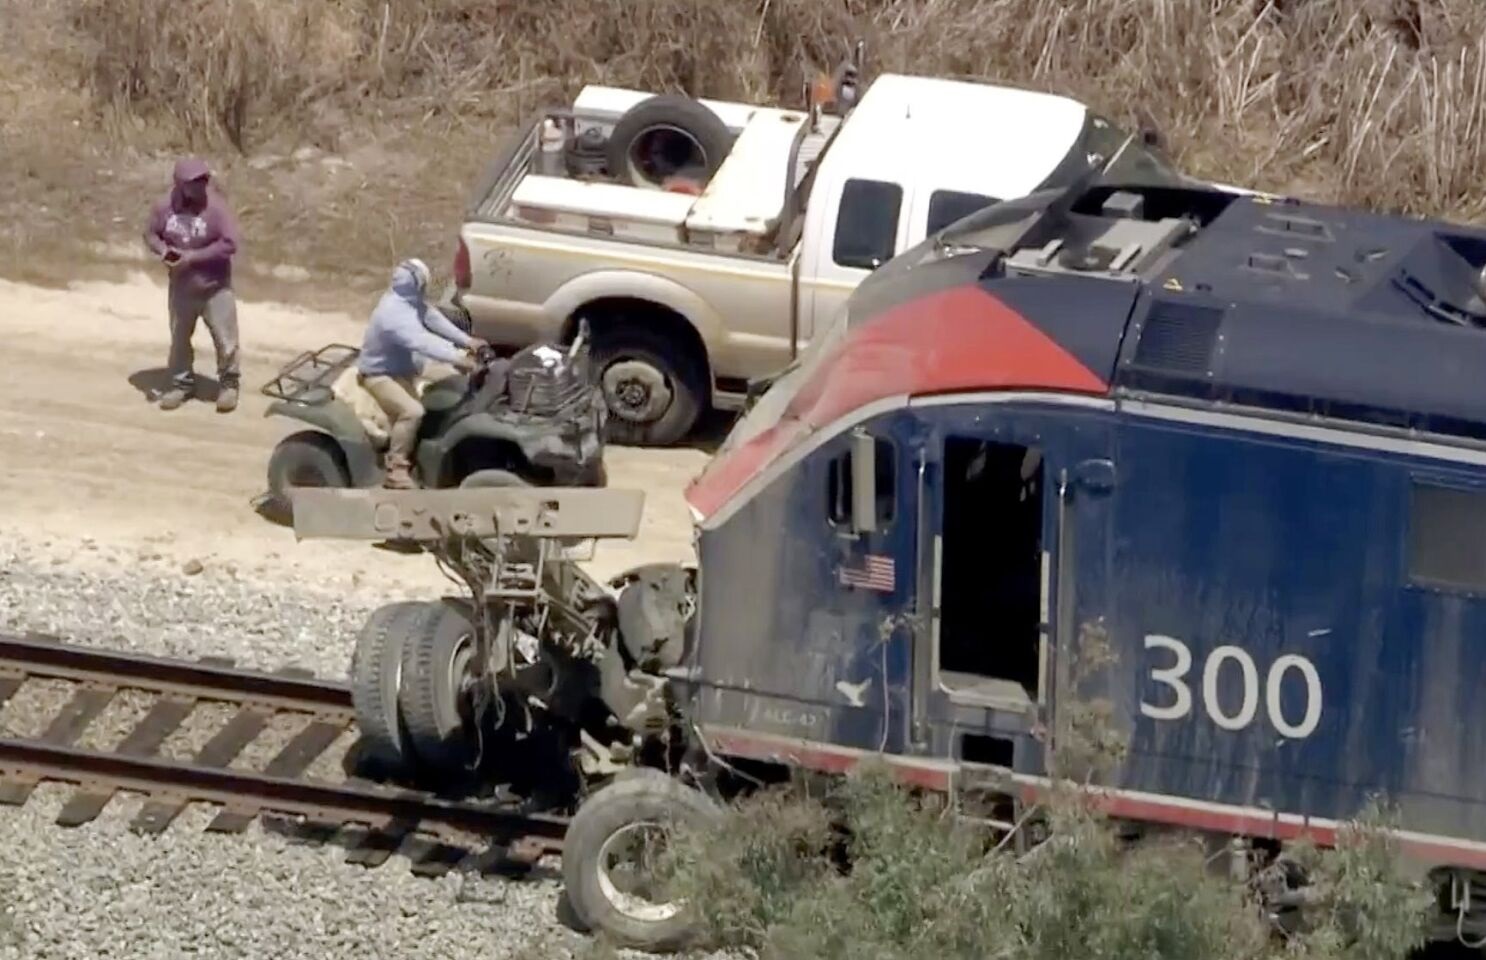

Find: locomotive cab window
[827,434,896,531]
[1408,480,1486,593]
[833,179,903,271]
[937,436,1045,705]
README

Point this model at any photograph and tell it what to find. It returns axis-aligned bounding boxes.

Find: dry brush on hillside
[66,0,1486,220]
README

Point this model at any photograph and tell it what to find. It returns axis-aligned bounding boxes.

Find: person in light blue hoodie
[357,258,486,488]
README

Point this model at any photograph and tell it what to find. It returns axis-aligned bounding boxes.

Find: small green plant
[660,620,1438,960]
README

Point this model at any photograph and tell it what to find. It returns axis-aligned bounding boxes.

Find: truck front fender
[543,269,727,356]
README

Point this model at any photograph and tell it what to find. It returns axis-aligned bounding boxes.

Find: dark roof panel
[974,183,1486,445]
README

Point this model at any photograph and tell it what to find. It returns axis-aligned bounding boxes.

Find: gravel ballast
[0,532,611,960]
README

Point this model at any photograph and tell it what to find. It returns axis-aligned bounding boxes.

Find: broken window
[826,436,896,529]
[937,436,1044,703]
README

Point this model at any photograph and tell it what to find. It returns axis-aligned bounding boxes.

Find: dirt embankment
[0,271,709,594]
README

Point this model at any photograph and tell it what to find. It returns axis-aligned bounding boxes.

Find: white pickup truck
[442,68,1191,445]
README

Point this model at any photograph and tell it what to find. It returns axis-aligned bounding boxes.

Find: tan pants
[360,374,423,461]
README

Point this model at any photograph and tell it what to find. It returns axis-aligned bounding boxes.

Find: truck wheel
[607,95,734,190]
[591,328,705,447]
[563,769,720,953]
[348,601,425,779]
[396,600,490,778]
[266,431,350,508]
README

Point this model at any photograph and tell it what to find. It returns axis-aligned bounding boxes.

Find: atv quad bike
[260,326,608,516]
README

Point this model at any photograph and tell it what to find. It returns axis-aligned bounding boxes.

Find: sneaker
[216,387,239,413]
[158,387,189,410]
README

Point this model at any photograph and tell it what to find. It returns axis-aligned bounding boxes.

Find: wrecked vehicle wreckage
[288,485,691,786]
[292,174,1486,953]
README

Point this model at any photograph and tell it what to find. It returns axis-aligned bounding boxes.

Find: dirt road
[0,273,711,594]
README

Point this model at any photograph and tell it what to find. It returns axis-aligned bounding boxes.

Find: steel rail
[0,630,570,867]
[0,736,566,847]
[0,632,353,714]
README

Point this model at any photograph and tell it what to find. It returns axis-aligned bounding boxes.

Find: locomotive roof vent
[1255,212,1335,244]
[1243,250,1309,281]
[1129,299,1225,375]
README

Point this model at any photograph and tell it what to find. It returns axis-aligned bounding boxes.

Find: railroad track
[0,631,569,877]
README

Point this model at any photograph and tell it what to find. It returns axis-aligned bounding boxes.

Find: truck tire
[591,327,706,447]
[562,769,721,952]
[266,430,351,509]
[396,600,485,778]
[606,95,734,190]
[348,600,425,779]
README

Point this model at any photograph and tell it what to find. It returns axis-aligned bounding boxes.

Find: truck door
[906,402,1116,782]
[798,175,910,345]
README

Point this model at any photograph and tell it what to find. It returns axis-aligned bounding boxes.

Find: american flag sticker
[839,553,896,592]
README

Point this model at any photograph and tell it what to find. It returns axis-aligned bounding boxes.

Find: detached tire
[591,326,706,447]
[607,95,734,190]
[563,769,721,953]
[396,600,488,778]
[349,601,425,778]
[266,431,350,510]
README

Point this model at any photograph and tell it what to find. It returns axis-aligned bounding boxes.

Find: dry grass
[68,0,1486,220]
[4,0,1486,304]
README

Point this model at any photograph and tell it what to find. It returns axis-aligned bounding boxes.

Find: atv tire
[458,469,531,489]
[266,430,350,510]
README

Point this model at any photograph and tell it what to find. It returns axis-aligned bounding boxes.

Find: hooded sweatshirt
[357,262,474,378]
[143,158,240,297]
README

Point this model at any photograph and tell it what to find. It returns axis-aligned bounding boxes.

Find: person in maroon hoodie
[143,157,242,412]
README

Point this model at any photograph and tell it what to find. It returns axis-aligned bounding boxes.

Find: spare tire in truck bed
[606,94,734,190]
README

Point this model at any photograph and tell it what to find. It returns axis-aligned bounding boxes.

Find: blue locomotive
[562,177,1486,949]
[314,172,1486,951]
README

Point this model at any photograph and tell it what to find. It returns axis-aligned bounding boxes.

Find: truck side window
[1408,480,1486,593]
[826,436,897,528]
[832,179,903,271]
[926,190,999,234]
